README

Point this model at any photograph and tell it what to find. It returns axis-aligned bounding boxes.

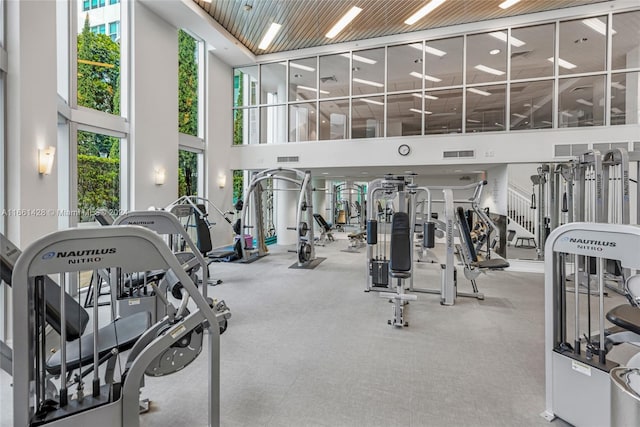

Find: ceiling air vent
[277,156,299,163]
[443,150,474,159]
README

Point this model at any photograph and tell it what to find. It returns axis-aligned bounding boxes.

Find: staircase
[507,183,536,241]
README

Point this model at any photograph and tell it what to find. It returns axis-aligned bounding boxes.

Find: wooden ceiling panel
[193,0,609,55]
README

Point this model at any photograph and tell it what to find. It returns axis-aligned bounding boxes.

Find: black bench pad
[46,311,150,375]
[475,258,510,269]
[607,304,640,336]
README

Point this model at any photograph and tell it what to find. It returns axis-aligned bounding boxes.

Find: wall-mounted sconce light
[38,146,56,175]
[155,168,166,185]
[217,173,227,189]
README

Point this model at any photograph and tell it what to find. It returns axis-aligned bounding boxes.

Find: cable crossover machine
[238,167,316,267]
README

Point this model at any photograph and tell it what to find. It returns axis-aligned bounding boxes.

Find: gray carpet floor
[3,231,626,426]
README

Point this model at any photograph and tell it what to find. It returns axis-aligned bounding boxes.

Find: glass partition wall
[233,9,640,144]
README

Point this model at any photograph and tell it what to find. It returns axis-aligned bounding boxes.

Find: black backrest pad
[195,204,213,254]
[457,207,478,263]
[313,213,331,231]
[0,237,89,341]
[390,212,411,272]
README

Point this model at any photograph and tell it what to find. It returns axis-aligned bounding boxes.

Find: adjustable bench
[313,213,335,244]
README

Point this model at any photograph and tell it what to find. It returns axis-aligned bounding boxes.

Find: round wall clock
[398,144,411,156]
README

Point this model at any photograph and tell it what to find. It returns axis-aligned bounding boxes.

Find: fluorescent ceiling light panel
[405,0,447,25]
[499,0,521,9]
[359,98,384,106]
[297,85,330,94]
[412,93,439,100]
[258,23,282,50]
[512,113,528,119]
[353,78,383,88]
[410,108,433,114]
[326,6,362,39]
[474,64,505,76]
[576,98,593,107]
[611,82,626,90]
[409,71,442,82]
[582,18,615,36]
[488,31,525,47]
[561,111,573,117]
[611,107,623,114]
[542,120,553,124]
[547,57,577,70]
[340,53,377,65]
[290,62,316,72]
[409,43,446,57]
[467,87,492,96]
[467,119,481,123]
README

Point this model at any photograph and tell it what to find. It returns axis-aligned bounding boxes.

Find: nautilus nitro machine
[542,222,640,427]
[11,226,230,426]
[239,167,316,267]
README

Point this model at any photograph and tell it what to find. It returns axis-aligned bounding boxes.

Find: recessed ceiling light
[290,62,316,72]
[409,43,446,57]
[489,31,526,47]
[326,6,362,39]
[359,98,384,106]
[611,107,623,114]
[489,49,501,55]
[576,98,593,107]
[499,0,521,9]
[467,119,481,123]
[582,18,615,36]
[561,111,573,117]
[297,85,330,94]
[547,57,577,70]
[474,64,505,76]
[512,113,528,119]
[353,77,384,88]
[339,53,377,65]
[410,108,432,114]
[412,93,439,100]
[612,82,626,90]
[258,23,282,50]
[405,0,447,25]
[409,71,442,82]
[322,172,329,175]
[468,87,492,96]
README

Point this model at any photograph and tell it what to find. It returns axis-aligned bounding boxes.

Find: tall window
[77,130,121,222]
[178,29,204,196]
[72,0,126,224]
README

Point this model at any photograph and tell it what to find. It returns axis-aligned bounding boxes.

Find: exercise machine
[412,180,508,305]
[379,212,417,327]
[239,167,316,267]
[113,210,212,323]
[542,222,640,427]
[11,226,230,426]
[312,213,335,246]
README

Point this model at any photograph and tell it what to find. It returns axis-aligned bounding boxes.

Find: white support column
[6,0,59,247]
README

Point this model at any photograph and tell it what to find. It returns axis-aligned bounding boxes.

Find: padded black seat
[313,213,332,232]
[474,258,510,269]
[46,311,151,376]
[607,304,640,336]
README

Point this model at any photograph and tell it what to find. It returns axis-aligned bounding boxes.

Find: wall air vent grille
[443,150,475,159]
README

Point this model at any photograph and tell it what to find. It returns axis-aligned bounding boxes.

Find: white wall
[130,2,179,210]
[206,53,235,247]
[6,0,59,247]
[482,165,508,216]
